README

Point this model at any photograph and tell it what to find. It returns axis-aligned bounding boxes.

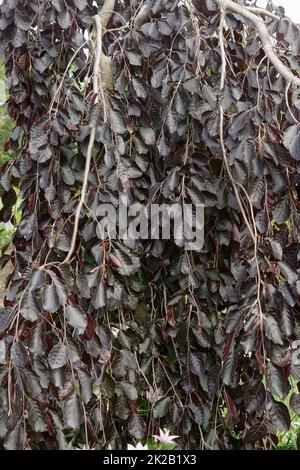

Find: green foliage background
[0,61,12,165]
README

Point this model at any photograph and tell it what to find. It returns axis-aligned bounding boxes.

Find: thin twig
[48,41,88,117]
[285,81,299,124]
[218,8,266,366]
[218,10,255,242]
[62,16,103,264]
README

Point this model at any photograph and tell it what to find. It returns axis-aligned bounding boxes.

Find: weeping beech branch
[246,6,280,20]
[63,0,115,264]
[97,0,115,89]
[99,0,116,28]
[218,10,264,335]
[218,11,255,244]
[133,2,152,29]
[214,0,300,87]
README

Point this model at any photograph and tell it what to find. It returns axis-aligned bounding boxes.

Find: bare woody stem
[62,15,104,264]
[218,9,264,335]
[98,0,115,89]
[247,6,279,20]
[133,2,152,29]
[214,0,300,87]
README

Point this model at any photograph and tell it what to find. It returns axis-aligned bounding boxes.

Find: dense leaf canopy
[1,0,300,450]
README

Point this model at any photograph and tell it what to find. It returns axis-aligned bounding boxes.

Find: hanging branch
[133,1,152,29]
[247,6,279,20]
[63,0,116,264]
[214,0,300,87]
[98,0,116,89]
[218,9,265,336]
[218,11,255,243]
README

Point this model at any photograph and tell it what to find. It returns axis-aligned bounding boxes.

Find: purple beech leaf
[42,284,60,313]
[128,414,146,440]
[74,0,87,11]
[244,422,268,443]
[266,399,291,432]
[153,397,171,418]
[290,393,300,417]
[48,343,68,370]
[267,362,290,400]
[115,395,130,420]
[139,127,156,145]
[57,10,72,30]
[0,308,15,334]
[283,125,300,160]
[20,291,41,322]
[65,305,87,335]
[64,393,82,429]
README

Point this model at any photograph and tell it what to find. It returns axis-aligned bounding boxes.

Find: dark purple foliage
[0,0,300,450]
